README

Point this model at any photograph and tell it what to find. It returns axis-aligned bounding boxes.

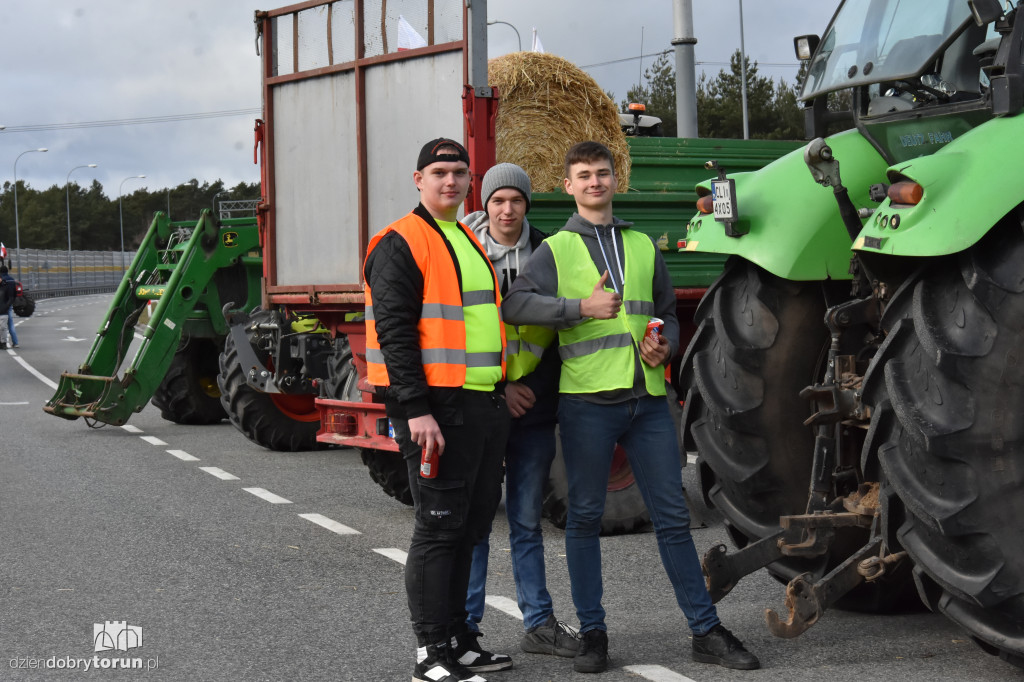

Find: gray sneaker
[520,614,579,658]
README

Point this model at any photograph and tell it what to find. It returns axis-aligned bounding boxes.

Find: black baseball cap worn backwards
[417,137,470,170]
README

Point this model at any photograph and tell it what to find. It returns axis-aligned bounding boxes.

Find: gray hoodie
[465,210,535,296]
[502,212,679,403]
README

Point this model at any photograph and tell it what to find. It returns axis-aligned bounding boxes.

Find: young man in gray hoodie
[464,163,579,659]
[502,142,759,674]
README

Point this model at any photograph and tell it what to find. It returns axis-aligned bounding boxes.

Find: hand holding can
[420,447,438,478]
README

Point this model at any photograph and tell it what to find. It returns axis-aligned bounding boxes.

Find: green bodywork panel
[44,211,263,425]
[529,137,802,288]
[855,113,1024,257]
[684,129,890,281]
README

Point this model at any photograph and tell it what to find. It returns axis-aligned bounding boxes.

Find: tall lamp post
[487,20,522,51]
[66,164,98,288]
[13,148,49,280]
[212,190,228,219]
[119,175,146,273]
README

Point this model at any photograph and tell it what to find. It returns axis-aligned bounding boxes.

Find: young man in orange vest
[363,138,512,682]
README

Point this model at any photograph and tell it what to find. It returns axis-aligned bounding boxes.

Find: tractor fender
[685,129,890,281]
[855,115,1024,257]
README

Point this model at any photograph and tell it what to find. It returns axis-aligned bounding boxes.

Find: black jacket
[363,204,496,423]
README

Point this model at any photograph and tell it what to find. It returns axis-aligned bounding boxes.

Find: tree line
[0,178,260,252]
[621,49,811,139]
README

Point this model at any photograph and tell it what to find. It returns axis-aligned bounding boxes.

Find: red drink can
[646,317,664,342]
[420,448,438,478]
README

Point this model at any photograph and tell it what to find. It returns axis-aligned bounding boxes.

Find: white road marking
[140,435,167,446]
[299,513,361,535]
[0,401,30,406]
[168,449,200,462]
[243,487,292,504]
[485,595,523,620]
[62,336,87,342]
[121,425,143,433]
[200,466,239,480]
[624,665,698,682]
[12,355,58,389]
[373,548,408,565]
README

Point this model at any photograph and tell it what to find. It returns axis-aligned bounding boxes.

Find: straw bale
[489,52,630,192]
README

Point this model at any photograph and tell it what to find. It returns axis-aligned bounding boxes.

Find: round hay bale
[489,52,630,193]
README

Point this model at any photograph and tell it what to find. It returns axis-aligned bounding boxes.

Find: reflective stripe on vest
[549,229,666,396]
[364,211,506,388]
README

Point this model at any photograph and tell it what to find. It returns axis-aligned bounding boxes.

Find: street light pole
[739,0,750,140]
[66,164,98,288]
[13,148,48,281]
[119,175,146,273]
[212,190,228,219]
[487,20,521,51]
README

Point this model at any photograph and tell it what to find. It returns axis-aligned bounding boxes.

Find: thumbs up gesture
[580,270,622,320]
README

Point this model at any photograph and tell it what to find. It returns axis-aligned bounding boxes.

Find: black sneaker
[521,614,579,657]
[413,641,487,682]
[573,629,608,673]
[692,624,760,670]
[451,631,513,672]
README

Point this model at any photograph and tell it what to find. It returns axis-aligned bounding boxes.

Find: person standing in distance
[363,139,513,682]
[0,265,19,349]
[463,163,578,658]
[503,141,760,673]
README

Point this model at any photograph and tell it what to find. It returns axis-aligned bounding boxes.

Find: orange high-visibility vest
[364,210,506,387]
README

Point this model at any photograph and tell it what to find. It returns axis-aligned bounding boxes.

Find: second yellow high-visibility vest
[548,229,666,396]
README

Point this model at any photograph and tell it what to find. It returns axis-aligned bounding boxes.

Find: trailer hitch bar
[765,536,883,638]
[703,511,874,603]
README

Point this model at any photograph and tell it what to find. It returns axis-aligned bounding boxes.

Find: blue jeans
[558,394,720,636]
[3,306,16,346]
[466,421,558,632]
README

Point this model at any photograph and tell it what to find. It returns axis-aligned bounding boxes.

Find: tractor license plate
[711,178,738,222]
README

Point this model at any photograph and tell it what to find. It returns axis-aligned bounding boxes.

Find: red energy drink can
[420,448,438,478]
[646,317,664,342]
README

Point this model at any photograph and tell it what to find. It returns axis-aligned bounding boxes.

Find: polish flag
[0,242,7,260]
[531,28,545,53]
[397,15,427,51]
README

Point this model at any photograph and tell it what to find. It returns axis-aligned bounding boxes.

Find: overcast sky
[0,0,837,202]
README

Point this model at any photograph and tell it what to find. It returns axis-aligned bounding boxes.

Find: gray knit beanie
[481,163,532,212]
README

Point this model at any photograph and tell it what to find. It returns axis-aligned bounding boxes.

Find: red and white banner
[0,242,7,260]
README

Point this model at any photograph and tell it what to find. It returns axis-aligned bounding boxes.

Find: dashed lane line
[200,466,239,480]
[121,425,143,433]
[484,595,523,620]
[140,435,168,446]
[624,665,699,682]
[373,548,409,565]
[299,513,361,535]
[168,449,200,462]
[243,487,293,504]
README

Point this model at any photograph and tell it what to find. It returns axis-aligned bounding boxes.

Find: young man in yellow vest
[503,141,760,673]
[363,138,512,682]
[463,164,578,658]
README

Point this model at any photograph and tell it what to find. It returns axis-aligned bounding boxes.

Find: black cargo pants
[389,388,510,646]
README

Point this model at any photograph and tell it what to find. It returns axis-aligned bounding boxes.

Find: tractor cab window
[802,0,972,101]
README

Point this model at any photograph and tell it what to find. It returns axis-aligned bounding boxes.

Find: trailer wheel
[13,294,35,318]
[361,449,413,506]
[218,312,324,451]
[681,258,914,610]
[862,218,1024,666]
[151,338,227,425]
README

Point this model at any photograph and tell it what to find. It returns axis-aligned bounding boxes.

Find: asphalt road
[0,295,1018,681]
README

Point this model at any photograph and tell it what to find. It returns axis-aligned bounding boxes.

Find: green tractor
[680,0,1024,667]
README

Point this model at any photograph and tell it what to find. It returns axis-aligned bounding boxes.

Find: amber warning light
[888,181,924,205]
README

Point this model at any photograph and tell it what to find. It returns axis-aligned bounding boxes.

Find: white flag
[397,15,427,51]
[531,27,545,53]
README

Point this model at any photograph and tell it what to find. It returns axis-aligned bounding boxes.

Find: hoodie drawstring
[594,226,625,295]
